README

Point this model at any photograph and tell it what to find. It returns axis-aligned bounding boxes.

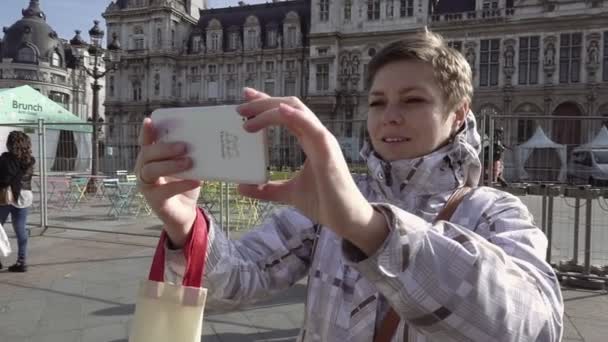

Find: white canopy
[574,126,608,151]
[0,86,92,172]
[516,126,568,181]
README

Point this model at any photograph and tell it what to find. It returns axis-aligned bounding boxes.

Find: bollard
[571,186,606,290]
[479,115,486,185]
[562,185,589,270]
[584,195,593,275]
[37,119,44,230]
[544,185,561,265]
[541,192,547,234]
[581,186,601,275]
[41,121,48,230]
[488,118,495,187]
[219,181,224,229]
[573,196,580,265]
[527,184,546,234]
[225,182,231,238]
[546,191,554,264]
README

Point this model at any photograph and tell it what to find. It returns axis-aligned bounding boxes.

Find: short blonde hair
[366,31,473,112]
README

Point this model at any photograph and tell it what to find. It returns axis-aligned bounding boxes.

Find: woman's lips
[381,137,410,143]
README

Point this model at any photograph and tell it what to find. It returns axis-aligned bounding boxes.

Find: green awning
[0,85,92,133]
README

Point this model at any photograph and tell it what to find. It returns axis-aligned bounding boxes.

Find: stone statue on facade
[587,40,599,66]
[351,55,360,76]
[544,43,555,67]
[466,48,476,68]
[340,55,349,75]
[154,75,161,93]
[504,45,514,68]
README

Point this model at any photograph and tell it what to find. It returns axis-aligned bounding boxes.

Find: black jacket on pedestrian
[0,152,35,201]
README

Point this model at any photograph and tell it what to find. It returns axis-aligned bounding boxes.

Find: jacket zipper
[383,161,393,187]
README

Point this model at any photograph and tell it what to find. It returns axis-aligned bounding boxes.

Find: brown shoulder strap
[374,308,403,342]
[433,186,472,223]
[374,186,472,342]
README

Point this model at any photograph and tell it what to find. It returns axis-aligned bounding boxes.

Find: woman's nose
[382,104,403,125]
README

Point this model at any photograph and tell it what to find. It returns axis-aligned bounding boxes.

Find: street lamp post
[70,21,121,192]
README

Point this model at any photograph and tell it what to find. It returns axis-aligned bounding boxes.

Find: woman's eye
[404,98,425,104]
[369,101,383,107]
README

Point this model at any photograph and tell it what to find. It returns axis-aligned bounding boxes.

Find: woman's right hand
[134,118,201,248]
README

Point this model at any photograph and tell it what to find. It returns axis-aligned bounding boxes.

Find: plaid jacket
[166,112,563,341]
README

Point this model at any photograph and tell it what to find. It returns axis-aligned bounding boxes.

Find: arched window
[51,51,62,67]
[211,33,219,51]
[133,26,145,50]
[132,81,142,101]
[154,74,161,96]
[267,29,277,48]
[229,31,239,50]
[344,0,352,20]
[286,26,296,48]
[17,47,36,63]
[367,0,381,20]
[246,29,257,50]
[156,28,162,47]
[49,91,69,108]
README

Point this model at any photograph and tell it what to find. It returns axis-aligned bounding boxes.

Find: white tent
[0,86,92,172]
[516,126,568,181]
[573,126,608,151]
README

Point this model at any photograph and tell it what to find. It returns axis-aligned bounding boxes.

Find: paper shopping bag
[129,215,209,342]
[0,223,11,258]
[0,186,14,206]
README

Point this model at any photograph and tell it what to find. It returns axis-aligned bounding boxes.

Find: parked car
[566,148,608,186]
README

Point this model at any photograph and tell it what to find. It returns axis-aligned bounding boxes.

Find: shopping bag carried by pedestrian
[0,223,11,258]
[129,212,209,342]
[0,186,14,206]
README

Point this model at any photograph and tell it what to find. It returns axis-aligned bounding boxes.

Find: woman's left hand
[237,88,389,255]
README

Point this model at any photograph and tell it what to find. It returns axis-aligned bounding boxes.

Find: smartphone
[151,105,269,184]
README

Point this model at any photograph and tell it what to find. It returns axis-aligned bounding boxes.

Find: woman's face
[366,60,467,161]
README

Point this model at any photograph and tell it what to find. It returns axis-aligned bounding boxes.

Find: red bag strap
[148,232,167,283]
[149,208,209,288]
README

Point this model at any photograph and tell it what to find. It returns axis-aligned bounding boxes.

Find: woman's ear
[453,102,469,131]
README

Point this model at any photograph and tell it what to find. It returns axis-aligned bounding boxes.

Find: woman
[0,131,35,272]
[135,32,563,341]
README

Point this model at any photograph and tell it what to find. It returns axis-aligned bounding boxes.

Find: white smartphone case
[151,105,269,184]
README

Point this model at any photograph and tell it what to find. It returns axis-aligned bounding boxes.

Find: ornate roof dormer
[22,0,46,21]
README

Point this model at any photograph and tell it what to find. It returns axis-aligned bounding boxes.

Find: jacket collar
[361,111,482,202]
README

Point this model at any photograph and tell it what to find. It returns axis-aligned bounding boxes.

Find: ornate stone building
[0,0,106,122]
[306,0,608,169]
[103,0,310,169]
[104,0,608,171]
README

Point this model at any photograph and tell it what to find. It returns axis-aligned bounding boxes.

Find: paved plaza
[0,202,607,342]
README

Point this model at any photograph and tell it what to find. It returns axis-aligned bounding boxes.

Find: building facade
[0,0,106,124]
[306,0,608,180]
[105,0,608,174]
[103,0,310,169]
